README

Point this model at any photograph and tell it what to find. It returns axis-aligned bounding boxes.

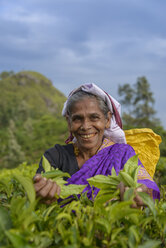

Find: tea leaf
[5,230,32,248]
[56,213,72,224]
[123,188,135,201]
[132,165,141,184]
[94,189,120,206]
[42,155,52,172]
[42,169,70,179]
[137,192,157,217]
[111,167,117,176]
[124,154,138,174]
[13,174,36,203]
[87,175,119,189]
[138,240,161,248]
[60,184,86,198]
[0,206,12,233]
[119,171,136,187]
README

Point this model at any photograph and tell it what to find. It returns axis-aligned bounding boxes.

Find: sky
[1,0,166,127]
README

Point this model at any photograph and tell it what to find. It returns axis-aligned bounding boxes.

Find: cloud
[0,0,166,126]
[146,38,166,58]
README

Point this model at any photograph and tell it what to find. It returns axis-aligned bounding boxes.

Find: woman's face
[67,97,111,152]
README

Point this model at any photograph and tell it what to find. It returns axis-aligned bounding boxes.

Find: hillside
[0,71,68,168]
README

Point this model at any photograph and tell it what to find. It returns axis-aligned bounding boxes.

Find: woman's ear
[106,111,112,129]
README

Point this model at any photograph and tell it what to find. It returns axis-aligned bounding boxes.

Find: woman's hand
[118,182,152,209]
[33,174,61,204]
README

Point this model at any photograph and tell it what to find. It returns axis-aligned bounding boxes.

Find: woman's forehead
[70,97,102,113]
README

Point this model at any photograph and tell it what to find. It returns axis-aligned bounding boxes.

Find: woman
[34,83,160,206]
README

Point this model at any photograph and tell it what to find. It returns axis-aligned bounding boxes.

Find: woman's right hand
[33,174,61,204]
[118,182,151,209]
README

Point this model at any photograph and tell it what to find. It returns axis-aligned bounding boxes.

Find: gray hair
[66,91,110,118]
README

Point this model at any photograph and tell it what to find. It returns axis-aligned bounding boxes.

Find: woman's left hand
[118,182,152,209]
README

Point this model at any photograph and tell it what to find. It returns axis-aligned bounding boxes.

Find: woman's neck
[75,143,101,168]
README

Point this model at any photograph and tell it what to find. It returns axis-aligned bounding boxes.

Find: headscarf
[62,83,126,144]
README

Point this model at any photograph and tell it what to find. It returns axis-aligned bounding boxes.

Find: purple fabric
[67,143,160,200]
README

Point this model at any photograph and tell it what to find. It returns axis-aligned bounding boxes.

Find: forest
[0,71,165,247]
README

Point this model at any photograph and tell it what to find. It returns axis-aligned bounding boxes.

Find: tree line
[118,76,166,156]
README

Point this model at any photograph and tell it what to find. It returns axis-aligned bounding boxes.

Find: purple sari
[67,143,160,200]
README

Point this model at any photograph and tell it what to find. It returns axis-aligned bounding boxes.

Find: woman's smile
[79,133,96,140]
[67,97,111,154]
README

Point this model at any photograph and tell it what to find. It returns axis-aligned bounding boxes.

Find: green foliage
[153,126,166,157]
[0,159,165,248]
[154,157,166,187]
[0,71,14,79]
[118,77,160,128]
[118,76,166,157]
[0,70,68,169]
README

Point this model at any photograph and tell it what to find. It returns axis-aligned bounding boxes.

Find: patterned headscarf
[62,83,126,144]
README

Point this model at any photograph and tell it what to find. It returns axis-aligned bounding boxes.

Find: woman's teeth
[80,134,95,139]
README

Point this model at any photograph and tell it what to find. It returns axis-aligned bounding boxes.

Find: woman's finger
[57,184,61,196]
[47,182,61,199]
[33,174,42,182]
[130,202,141,209]
[34,178,47,192]
[132,184,150,208]
[34,177,47,192]
[44,198,57,205]
[133,194,145,207]
[37,179,54,198]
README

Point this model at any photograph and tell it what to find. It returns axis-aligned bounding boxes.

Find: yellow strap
[125,128,162,178]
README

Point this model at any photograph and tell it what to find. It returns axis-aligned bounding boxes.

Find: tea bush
[0,161,165,248]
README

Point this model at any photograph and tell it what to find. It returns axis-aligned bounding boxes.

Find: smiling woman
[34,83,160,206]
[66,93,111,166]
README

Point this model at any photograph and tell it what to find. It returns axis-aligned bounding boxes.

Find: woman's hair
[66,91,110,118]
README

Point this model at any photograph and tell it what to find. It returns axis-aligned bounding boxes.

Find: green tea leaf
[137,192,157,217]
[128,225,140,247]
[13,173,36,203]
[0,179,12,197]
[5,230,32,248]
[111,167,117,176]
[119,171,136,187]
[138,240,161,248]
[60,184,86,198]
[123,188,135,201]
[95,218,111,234]
[87,175,119,189]
[42,169,70,179]
[111,227,124,241]
[94,188,120,205]
[132,165,141,184]
[42,155,52,172]
[109,201,140,222]
[56,213,72,224]
[0,206,12,233]
[124,155,138,174]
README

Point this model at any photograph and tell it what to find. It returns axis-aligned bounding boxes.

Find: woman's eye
[72,116,82,121]
[91,115,100,120]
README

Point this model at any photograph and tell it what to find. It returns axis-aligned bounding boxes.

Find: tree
[0,71,14,79]
[118,77,161,128]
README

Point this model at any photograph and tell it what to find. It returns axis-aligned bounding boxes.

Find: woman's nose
[80,119,91,130]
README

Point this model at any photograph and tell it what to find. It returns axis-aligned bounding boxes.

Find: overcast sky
[1,0,166,127]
